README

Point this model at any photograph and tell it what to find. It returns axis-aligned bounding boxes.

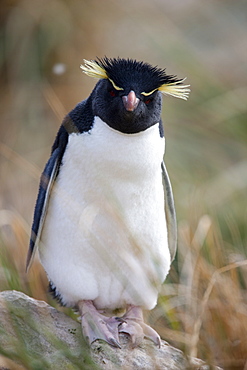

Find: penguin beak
[122,91,140,112]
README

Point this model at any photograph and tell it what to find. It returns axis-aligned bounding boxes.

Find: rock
[0,291,221,370]
[0,290,95,370]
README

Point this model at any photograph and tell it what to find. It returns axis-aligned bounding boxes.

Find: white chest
[40,117,170,309]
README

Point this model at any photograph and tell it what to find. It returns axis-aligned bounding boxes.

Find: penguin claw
[107,335,122,349]
[78,300,121,348]
[140,322,161,348]
[78,301,161,349]
[82,315,121,348]
[119,320,144,348]
[118,305,161,348]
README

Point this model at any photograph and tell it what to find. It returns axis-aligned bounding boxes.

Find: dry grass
[152,215,247,369]
[1,0,247,368]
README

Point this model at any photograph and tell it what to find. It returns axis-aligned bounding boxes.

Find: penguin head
[81,58,190,134]
[92,76,163,134]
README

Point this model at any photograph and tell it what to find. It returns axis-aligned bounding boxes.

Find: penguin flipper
[26,101,93,273]
[26,119,71,272]
[26,149,61,272]
[162,161,177,262]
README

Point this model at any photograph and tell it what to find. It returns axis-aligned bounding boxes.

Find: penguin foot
[118,305,161,348]
[78,300,121,348]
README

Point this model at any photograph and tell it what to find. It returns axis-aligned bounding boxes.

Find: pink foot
[118,305,161,348]
[78,300,121,348]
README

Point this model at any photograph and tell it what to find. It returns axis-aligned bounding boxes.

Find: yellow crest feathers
[80,58,190,100]
[108,78,124,91]
[80,59,107,79]
[80,59,124,90]
[158,78,190,100]
[141,89,158,96]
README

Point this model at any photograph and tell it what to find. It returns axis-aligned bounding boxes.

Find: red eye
[145,98,152,105]
[109,90,116,97]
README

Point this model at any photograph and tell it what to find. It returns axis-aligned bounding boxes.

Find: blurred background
[0,0,247,368]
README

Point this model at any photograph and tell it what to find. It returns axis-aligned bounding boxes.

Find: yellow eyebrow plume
[141,88,158,96]
[108,78,124,91]
[80,59,123,90]
[81,59,190,99]
[80,59,107,79]
[158,78,190,100]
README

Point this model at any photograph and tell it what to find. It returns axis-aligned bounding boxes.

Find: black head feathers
[81,57,190,100]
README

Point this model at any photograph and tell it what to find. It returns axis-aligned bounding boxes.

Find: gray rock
[0,291,221,369]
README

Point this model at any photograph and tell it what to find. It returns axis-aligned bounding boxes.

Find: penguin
[26,57,190,348]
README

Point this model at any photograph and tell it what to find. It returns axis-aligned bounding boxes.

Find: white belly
[40,117,171,310]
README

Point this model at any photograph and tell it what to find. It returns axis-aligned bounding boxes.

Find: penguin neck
[65,116,165,181]
[90,116,165,170]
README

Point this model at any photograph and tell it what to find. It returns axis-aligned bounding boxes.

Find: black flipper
[26,124,69,272]
[26,94,95,272]
[162,161,177,262]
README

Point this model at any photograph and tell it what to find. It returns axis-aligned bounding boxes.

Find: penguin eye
[109,89,116,97]
[144,97,153,105]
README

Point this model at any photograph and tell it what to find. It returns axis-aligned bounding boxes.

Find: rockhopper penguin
[26,57,190,348]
